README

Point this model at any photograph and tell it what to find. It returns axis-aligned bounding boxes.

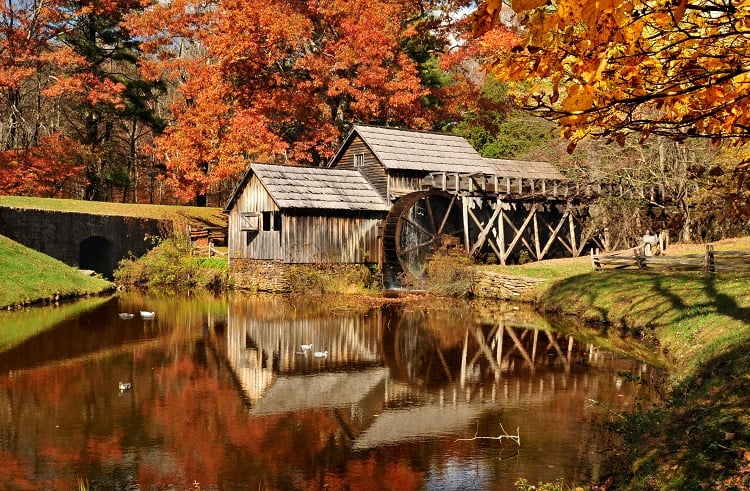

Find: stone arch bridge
[0,206,171,279]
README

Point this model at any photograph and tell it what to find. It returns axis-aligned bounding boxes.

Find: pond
[0,293,660,490]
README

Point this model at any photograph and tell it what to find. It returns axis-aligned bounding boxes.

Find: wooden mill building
[225,125,580,281]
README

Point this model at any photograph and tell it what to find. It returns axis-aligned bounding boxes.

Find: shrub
[284,264,375,294]
[114,236,229,292]
[422,249,475,297]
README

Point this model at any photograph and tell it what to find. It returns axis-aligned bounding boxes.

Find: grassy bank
[488,238,750,489]
[0,234,114,309]
[0,196,226,230]
[0,196,228,306]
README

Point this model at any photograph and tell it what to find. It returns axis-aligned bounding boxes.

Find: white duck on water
[140,311,155,319]
[300,343,313,351]
[313,350,328,358]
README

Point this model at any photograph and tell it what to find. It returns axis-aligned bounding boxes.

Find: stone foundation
[230,259,292,293]
[472,271,546,300]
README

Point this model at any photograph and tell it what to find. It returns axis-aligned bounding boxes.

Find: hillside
[0,234,114,309]
[0,196,226,230]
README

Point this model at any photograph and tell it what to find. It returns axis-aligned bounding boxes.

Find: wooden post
[462,197,470,253]
[635,247,646,269]
[533,211,541,260]
[568,212,578,257]
[498,208,506,265]
[704,244,715,273]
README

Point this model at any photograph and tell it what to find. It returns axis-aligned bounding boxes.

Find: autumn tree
[475,0,750,149]
[128,0,511,203]
[55,0,165,201]
[0,0,164,201]
[0,0,90,196]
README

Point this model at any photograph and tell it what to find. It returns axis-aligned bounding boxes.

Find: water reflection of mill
[215,300,649,451]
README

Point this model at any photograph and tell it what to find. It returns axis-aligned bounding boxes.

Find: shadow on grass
[542,270,750,488]
[607,336,750,489]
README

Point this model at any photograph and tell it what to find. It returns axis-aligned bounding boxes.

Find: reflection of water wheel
[383,191,464,280]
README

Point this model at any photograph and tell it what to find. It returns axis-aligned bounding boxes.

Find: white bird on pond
[140,311,155,320]
[300,343,313,351]
[118,382,132,392]
[313,350,328,358]
[118,313,134,320]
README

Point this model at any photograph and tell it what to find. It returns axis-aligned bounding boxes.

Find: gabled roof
[333,124,494,174]
[224,163,389,213]
[332,125,564,179]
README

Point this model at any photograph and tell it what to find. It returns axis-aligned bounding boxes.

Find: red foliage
[127,0,481,200]
[0,134,87,197]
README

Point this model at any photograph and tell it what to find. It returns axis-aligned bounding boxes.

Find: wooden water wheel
[383,191,464,280]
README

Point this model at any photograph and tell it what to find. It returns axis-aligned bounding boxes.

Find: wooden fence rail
[591,245,750,273]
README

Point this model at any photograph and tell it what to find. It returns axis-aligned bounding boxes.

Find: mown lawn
[0,195,226,229]
[490,236,750,489]
[0,234,114,309]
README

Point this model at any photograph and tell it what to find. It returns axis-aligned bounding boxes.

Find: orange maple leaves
[476,0,750,148]
[127,0,487,200]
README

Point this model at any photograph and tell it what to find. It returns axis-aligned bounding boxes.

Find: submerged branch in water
[456,422,521,446]
[586,398,627,420]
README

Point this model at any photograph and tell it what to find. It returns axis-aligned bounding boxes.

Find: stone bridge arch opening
[79,236,115,279]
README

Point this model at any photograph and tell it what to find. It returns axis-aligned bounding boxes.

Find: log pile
[472,271,546,299]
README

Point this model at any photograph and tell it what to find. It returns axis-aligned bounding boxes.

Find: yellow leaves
[511,0,548,11]
[474,0,504,34]
[561,83,596,113]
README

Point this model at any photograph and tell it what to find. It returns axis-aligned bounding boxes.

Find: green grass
[0,195,226,229]
[496,236,750,489]
[0,234,114,309]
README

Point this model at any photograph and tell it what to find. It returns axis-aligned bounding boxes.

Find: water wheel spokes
[383,191,465,280]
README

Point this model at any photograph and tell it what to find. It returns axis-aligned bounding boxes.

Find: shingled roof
[335,125,564,179]
[224,163,389,213]
[485,157,565,180]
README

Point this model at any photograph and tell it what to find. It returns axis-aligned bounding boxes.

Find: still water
[0,293,658,490]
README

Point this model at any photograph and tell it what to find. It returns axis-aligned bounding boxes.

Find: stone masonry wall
[472,270,546,300]
[0,207,170,278]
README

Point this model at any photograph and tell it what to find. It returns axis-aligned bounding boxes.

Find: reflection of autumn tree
[303,454,425,491]
[0,451,36,490]
[0,332,450,490]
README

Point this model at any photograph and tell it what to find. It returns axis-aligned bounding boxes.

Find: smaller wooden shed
[224,163,389,264]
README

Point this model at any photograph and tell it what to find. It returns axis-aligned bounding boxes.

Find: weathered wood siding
[227,177,283,260]
[388,171,425,198]
[334,136,389,199]
[228,170,385,264]
[283,212,383,263]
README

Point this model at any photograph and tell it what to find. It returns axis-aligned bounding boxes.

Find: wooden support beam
[498,208,507,265]
[538,210,571,259]
[469,200,503,256]
[462,197,470,253]
[501,205,538,263]
[568,211,578,256]
[533,213,541,260]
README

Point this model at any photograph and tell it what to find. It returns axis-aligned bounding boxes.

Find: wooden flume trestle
[382,171,672,279]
